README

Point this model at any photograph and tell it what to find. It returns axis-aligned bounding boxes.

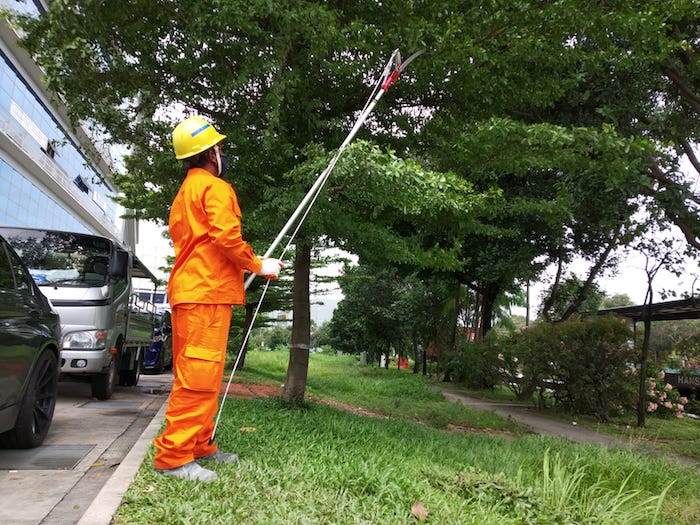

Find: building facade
[0,0,136,249]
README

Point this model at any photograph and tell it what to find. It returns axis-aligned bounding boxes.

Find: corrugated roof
[598,298,700,322]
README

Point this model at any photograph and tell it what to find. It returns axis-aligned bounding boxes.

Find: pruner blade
[398,49,425,73]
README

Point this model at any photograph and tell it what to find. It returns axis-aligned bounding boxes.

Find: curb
[76,399,168,525]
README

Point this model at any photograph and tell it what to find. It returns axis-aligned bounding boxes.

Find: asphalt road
[0,371,173,525]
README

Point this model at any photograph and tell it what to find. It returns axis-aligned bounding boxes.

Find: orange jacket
[167,167,262,306]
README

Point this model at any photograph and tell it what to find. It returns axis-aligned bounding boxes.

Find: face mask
[215,146,228,177]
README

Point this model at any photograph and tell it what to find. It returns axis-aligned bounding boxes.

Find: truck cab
[0,227,158,399]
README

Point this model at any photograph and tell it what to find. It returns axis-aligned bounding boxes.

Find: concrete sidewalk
[0,374,171,525]
[75,401,167,525]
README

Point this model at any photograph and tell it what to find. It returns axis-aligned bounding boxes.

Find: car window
[7,248,33,293]
[0,242,15,291]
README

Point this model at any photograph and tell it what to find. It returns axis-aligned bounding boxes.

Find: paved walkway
[434,386,699,471]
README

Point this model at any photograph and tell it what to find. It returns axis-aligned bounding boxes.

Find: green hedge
[450,316,638,421]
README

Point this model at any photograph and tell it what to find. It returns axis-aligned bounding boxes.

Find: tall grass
[114,350,700,524]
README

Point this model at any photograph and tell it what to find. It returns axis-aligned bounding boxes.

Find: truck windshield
[1,228,113,287]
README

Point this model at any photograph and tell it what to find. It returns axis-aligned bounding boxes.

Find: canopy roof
[132,254,159,283]
[598,298,700,322]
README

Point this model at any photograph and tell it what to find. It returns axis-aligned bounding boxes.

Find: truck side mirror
[109,250,129,278]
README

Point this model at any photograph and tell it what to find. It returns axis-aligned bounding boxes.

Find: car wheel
[91,358,117,400]
[0,349,58,448]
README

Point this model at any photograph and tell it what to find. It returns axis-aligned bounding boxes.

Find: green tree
[15,0,700,398]
[539,276,607,322]
[601,293,635,309]
[329,265,410,366]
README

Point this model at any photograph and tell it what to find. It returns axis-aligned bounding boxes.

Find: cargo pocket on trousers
[180,345,221,392]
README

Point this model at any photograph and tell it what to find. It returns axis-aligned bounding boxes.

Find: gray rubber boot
[156,461,218,482]
[197,451,239,464]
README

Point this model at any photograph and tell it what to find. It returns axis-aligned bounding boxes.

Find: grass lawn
[114,350,700,525]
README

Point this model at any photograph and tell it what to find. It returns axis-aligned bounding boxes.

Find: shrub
[646,371,689,419]
[498,316,637,420]
[444,332,502,390]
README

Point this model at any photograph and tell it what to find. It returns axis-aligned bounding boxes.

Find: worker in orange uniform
[154,116,282,482]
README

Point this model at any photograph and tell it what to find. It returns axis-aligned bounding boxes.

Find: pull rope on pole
[242,48,426,290]
[210,48,424,445]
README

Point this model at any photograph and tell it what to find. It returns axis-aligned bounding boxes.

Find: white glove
[257,258,283,279]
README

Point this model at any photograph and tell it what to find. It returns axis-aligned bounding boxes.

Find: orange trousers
[153,303,231,470]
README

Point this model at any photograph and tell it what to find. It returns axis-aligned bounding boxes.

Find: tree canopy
[12,2,700,391]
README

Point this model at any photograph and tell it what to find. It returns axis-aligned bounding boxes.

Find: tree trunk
[636,278,656,428]
[449,283,460,351]
[283,243,311,401]
[412,337,420,374]
[236,302,255,370]
[478,284,499,340]
[559,231,619,321]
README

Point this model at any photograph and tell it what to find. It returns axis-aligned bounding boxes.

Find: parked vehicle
[0,227,158,400]
[143,309,173,374]
[0,233,61,448]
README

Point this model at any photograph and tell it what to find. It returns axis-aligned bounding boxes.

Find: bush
[646,371,689,419]
[444,332,502,390]
[499,316,637,421]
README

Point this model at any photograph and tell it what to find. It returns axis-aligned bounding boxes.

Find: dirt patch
[310,397,390,419]
[220,382,282,399]
[218,381,388,419]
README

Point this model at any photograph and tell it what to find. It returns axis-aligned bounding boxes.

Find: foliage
[538,276,607,321]
[646,371,690,418]
[497,316,638,421]
[249,325,292,352]
[328,264,442,363]
[656,319,700,368]
[443,331,503,390]
[13,2,700,399]
[310,321,332,349]
[601,293,635,309]
[14,2,700,337]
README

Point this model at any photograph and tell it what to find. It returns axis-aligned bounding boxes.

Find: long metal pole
[212,49,424,444]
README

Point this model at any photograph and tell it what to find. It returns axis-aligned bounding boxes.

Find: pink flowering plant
[646,370,688,419]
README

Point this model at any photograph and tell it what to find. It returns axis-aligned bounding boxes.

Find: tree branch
[680,139,700,176]
[663,63,700,114]
[541,248,565,323]
[559,230,620,321]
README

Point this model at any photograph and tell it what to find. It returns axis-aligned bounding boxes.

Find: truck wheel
[91,358,117,400]
[0,350,58,448]
[120,353,141,387]
[152,348,164,375]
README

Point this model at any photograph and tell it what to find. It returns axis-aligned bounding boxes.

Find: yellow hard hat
[172,116,226,160]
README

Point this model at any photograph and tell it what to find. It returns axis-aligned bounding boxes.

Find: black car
[0,234,61,448]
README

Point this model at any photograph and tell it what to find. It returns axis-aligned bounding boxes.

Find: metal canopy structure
[132,254,159,283]
[598,297,700,322]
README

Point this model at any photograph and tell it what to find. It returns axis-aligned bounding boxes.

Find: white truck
[0,226,158,399]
